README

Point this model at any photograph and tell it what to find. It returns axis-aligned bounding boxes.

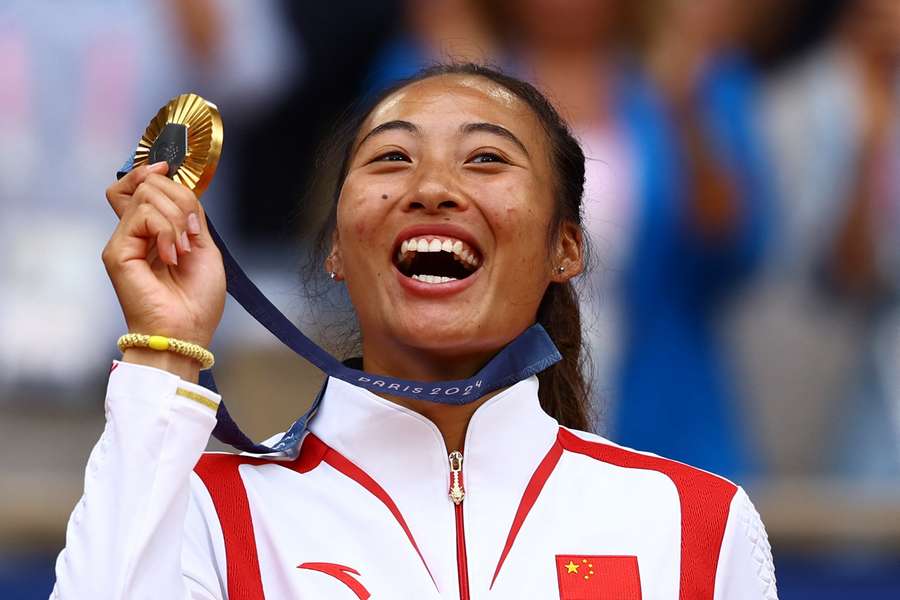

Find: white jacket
[51,361,777,599]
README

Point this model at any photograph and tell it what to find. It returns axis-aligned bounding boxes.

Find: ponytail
[537,281,591,430]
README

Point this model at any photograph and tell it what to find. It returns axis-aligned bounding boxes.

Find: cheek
[489,209,553,285]
[337,192,386,250]
[478,180,538,223]
[481,185,550,253]
[338,173,406,244]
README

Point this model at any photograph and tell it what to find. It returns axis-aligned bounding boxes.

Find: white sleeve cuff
[107,360,221,415]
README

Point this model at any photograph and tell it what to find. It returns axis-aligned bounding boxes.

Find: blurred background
[1,0,898,597]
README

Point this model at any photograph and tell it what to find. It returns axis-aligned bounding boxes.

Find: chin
[388,307,515,359]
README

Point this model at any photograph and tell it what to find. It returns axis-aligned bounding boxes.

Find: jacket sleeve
[50,361,226,600]
[713,486,778,600]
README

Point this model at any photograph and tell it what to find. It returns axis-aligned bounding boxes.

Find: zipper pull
[448,451,465,505]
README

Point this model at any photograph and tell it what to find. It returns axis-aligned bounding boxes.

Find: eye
[373,150,411,163]
[468,152,506,164]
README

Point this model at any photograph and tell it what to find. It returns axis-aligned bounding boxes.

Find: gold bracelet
[117,333,215,370]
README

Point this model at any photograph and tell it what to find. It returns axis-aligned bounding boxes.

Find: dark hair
[311,63,592,431]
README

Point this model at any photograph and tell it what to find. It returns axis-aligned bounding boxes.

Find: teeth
[411,274,458,284]
[459,250,477,266]
[397,235,481,268]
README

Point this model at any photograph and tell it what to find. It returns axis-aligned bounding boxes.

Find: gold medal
[129,93,223,198]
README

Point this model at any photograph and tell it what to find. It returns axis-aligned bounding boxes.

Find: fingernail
[169,243,178,265]
[187,213,201,235]
[149,161,169,172]
[181,231,191,252]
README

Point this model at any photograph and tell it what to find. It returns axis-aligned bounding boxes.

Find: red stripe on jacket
[491,428,737,599]
[194,433,433,599]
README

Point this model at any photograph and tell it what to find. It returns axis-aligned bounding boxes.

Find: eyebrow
[460,122,530,157]
[356,120,419,151]
[355,119,530,158]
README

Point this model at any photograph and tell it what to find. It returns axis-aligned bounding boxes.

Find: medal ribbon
[117,159,562,456]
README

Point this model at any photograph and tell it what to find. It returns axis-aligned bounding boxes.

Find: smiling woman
[51,64,776,600]
[313,65,592,446]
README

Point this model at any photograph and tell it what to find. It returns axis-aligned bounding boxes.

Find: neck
[360,340,500,452]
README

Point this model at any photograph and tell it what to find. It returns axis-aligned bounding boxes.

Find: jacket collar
[308,375,559,493]
[307,375,561,590]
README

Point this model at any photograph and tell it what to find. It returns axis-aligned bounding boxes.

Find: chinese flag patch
[555,555,641,600]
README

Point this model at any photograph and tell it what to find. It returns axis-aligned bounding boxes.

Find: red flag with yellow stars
[555,555,642,600]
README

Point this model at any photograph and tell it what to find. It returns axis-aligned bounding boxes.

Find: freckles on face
[340,189,394,275]
[334,74,560,357]
[345,191,375,238]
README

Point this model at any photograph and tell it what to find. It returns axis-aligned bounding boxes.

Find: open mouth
[394,235,482,284]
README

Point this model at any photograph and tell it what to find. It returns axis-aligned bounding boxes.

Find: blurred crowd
[2,1,899,596]
[2,0,899,486]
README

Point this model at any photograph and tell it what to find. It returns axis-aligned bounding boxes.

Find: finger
[143,175,216,252]
[110,202,181,267]
[143,173,204,237]
[134,181,192,253]
[106,161,170,217]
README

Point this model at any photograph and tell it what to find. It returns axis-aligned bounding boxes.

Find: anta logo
[298,562,370,599]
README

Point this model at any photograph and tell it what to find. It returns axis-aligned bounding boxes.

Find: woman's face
[331,75,581,370]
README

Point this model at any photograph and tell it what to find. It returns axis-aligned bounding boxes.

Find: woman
[52,64,776,599]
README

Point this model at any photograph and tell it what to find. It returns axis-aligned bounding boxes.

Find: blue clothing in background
[614,57,772,479]
[363,37,431,98]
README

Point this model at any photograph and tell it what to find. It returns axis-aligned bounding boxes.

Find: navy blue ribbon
[117,159,561,456]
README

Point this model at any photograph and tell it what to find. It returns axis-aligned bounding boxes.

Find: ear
[325,229,345,281]
[551,221,583,283]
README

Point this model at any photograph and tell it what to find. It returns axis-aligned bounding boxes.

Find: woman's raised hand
[102,161,226,381]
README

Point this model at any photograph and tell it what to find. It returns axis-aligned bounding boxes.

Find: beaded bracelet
[117,333,215,370]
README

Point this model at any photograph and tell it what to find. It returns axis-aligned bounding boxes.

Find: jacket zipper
[448,451,470,600]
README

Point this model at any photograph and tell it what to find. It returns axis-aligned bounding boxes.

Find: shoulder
[558,429,738,567]
[557,427,739,506]
[558,428,777,599]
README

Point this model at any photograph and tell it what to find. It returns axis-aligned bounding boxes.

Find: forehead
[360,74,546,147]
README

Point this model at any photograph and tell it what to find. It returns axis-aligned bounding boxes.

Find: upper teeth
[398,236,480,268]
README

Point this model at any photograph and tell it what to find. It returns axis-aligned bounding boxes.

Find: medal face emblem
[148,123,188,176]
[130,93,223,198]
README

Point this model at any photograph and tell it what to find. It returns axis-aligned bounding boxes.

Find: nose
[403,168,468,214]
